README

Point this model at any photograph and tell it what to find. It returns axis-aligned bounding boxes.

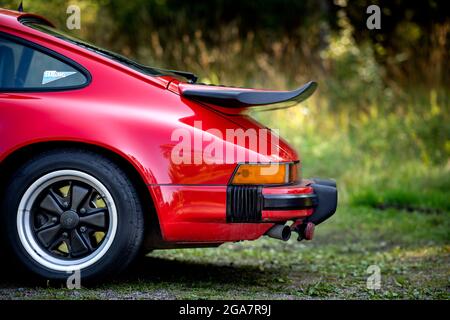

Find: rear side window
[0,35,89,91]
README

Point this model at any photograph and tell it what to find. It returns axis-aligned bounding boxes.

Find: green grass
[351,188,450,213]
[1,205,448,300]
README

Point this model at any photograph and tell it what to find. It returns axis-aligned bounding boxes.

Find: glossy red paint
[0,9,319,246]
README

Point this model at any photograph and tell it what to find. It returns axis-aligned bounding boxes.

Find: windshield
[23,21,197,82]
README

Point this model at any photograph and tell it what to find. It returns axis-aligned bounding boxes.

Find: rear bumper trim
[263,193,318,210]
[226,178,337,224]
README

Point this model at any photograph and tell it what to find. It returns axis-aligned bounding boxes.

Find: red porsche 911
[0,9,337,282]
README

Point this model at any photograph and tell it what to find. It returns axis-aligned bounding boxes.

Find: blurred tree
[0,0,448,89]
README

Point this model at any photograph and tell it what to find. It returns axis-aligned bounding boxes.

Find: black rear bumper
[226,179,338,224]
[262,179,337,225]
[304,180,338,225]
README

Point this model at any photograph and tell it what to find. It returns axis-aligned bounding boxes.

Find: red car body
[0,9,337,252]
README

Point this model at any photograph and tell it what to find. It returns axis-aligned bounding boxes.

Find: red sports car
[0,9,337,282]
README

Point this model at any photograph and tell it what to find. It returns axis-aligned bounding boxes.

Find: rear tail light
[230,162,300,185]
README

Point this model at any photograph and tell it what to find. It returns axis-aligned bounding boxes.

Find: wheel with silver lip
[1,149,144,282]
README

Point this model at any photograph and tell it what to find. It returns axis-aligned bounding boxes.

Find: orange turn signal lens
[231,163,299,185]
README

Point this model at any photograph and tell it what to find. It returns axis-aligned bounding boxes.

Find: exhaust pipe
[265,224,291,241]
[295,222,315,241]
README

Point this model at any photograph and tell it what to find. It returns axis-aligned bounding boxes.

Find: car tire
[1,149,144,283]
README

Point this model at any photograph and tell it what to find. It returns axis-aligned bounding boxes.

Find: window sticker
[42,70,77,85]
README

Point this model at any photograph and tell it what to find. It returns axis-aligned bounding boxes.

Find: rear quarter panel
[0,20,300,243]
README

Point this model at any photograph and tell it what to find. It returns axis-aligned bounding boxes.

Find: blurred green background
[2,0,447,209]
[0,0,448,299]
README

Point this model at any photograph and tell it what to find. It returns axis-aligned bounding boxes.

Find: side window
[0,35,88,90]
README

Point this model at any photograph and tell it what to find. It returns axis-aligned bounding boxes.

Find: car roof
[0,8,54,30]
[0,9,172,88]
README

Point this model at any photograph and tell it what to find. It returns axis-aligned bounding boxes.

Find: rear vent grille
[226,186,263,223]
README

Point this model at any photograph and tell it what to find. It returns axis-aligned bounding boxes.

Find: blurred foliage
[1,0,449,208]
[1,0,448,87]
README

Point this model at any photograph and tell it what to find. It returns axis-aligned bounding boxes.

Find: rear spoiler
[179,81,317,109]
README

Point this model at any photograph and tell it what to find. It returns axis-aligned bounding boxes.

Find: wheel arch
[0,141,161,243]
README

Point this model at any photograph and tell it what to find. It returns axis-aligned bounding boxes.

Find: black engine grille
[226,185,263,223]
